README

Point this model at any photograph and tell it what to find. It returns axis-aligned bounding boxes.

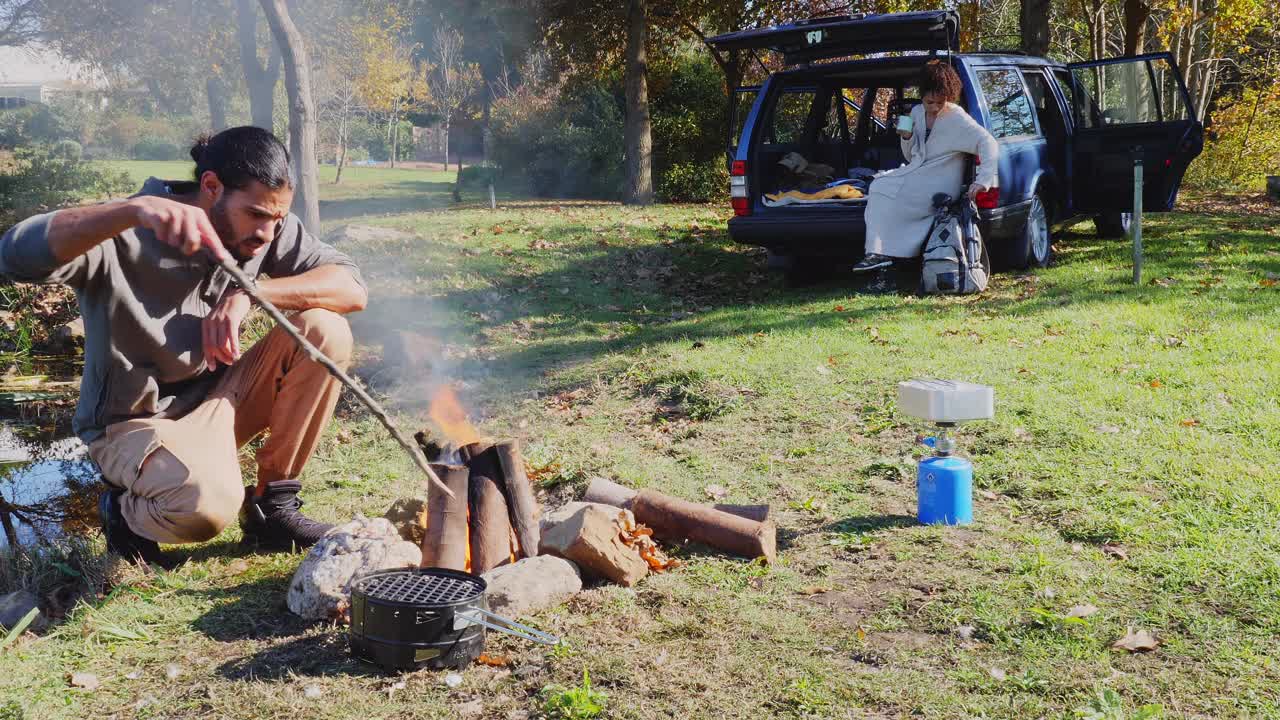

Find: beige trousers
[88,309,353,544]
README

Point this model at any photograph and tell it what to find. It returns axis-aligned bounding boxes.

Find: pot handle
[453,607,560,646]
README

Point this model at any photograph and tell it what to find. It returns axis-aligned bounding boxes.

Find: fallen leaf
[1102,544,1129,561]
[703,484,728,501]
[1148,380,1163,389]
[125,670,142,681]
[954,625,977,641]
[1095,424,1121,434]
[1066,604,1100,619]
[303,684,323,699]
[977,489,999,501]
[164,664,182,681]
[653,649,670,667]
[1163,336,1185,348]
[1260,278,1278,287]
[833,305,846,312]
[68,672,100,691]
[799,586,830,596]
[855,627,867,642]
[988,667,1007,681]
[226,558,250,574]
[1180,418,1201,427]
[1112,627,1159,653]
[815,365,832,376]
[476,653,509,667]
[1013,428,1032,441]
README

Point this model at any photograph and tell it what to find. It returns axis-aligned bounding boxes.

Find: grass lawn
[3,165,1280,719]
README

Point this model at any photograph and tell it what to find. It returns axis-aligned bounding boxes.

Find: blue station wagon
[709,10,1204,272]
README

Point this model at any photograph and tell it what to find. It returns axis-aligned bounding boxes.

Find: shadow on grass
[214,630,382,681]
[823,514,919,535]
[191,574,312,642]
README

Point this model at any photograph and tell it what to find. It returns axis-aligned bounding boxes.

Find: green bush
[457,164,498,189]
[650,51,729,177]
[0,105,76,149]
[365,120,417,162]
[491,85,624,199]
[132,138,183,161]
[0,145,134,230]
[657,160,728,203]
[52,139,82,161]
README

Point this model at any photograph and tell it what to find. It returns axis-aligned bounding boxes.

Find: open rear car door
[1066,53,1203,213]
[707,10,959,65]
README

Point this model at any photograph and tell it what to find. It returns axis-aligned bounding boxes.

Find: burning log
[469,473,514,575]
[421,464,469,570]
[584,477,772,523]
[493,442,541,557]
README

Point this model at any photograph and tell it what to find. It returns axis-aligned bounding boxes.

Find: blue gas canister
[917,453,973,525]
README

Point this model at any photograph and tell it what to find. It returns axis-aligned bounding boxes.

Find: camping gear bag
[920,191,989,295]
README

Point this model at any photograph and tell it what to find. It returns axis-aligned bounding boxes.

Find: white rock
[287,515,423,620]
[481,555,583,618]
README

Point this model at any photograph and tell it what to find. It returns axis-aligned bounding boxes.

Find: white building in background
[0,45,105,110]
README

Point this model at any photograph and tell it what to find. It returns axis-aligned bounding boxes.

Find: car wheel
[1094,212,1132,239]
[997,192,1053,270]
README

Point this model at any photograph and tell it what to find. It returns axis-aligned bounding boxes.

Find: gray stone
[0,590,45,634]
[287,515,422,620]
[481,556,583,618]
[539,502,624,535]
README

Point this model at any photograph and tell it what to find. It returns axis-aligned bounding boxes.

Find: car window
[1021,70,1061,132]
[1051,69,1085,128]
[766,88,818,144]
[842,87,870,128]
[817,91,844,143]
[1072,61,1161,125]
[1148,56,1190,122]
[977,68,1038,139]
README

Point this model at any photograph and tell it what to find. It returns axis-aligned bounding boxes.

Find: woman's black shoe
[851,254,895,273]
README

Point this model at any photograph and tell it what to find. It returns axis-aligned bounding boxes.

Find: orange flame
[428,385,482,446]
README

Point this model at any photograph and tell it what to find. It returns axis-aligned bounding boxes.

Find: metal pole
[1132,148,1144,285]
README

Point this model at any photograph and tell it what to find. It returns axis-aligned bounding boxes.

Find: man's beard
[210,200,256,263]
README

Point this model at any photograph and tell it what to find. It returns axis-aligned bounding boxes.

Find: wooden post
[585,477,770,522]
[1132,148,1144,285]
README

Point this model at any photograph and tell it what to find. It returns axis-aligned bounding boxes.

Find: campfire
[414,386,541,575]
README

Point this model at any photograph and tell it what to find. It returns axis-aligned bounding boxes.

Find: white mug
[897,115,914,133]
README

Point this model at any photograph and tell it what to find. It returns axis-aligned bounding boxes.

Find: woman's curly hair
[919,60,963,103]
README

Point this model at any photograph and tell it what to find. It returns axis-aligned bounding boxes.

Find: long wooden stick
[218,257,453,499]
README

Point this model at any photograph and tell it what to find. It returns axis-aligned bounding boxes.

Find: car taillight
[974,187,999,210]
[730,161,750,216]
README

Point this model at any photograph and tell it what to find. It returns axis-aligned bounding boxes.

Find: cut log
[713,504,771,523]
[421,463,470,570]
[585,477,770,523]
[631,489,777,564]
[583,477,638,508]
[469,473,514,575]
[493,441,541,558]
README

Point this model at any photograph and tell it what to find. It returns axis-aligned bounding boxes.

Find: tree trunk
[335,114,348,185]
[237,0,281,130]
[443,116,451,173]
[1019,0,1051,56]
[259,0,320,233]
[623,0,654,205]
[1122,0,1150,55]
[206,77,228,131]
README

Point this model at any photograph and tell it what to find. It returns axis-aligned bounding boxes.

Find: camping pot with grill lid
[349,567,559,672]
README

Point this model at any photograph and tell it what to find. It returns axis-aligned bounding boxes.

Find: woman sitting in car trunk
[852,60,999,273]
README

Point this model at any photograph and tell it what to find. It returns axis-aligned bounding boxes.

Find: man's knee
[138,448,243,543]
[293,309,352,366]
